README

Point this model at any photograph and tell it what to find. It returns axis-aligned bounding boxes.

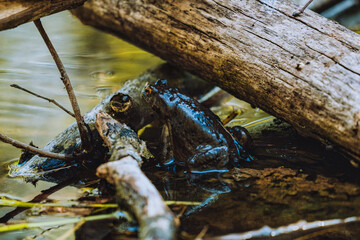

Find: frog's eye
[120,95,130,103]
[110,93,132,112]
[144,87,152,96]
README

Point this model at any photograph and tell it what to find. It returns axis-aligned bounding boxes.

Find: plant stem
[0,211,130,233]
[10,84,75,118]
[0,133,83,161]
[293,0,314,16]
[33,19,91,151]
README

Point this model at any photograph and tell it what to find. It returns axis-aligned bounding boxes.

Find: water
[0,11,161,209]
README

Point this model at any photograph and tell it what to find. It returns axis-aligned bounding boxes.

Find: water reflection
[0,12,162,201]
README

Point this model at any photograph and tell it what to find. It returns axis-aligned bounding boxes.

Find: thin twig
[213,216,360,239]
[33,19,91,151]
[0,133,84,161]
[195,225,208,240]
[293,0,314,17]
[10,84,75,118]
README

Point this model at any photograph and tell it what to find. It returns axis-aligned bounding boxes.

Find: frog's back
[169,92,231,155]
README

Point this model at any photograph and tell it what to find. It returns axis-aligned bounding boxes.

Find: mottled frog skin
[142,80,252,171]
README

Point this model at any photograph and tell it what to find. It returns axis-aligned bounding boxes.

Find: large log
[72,0,360,162]
[0,0,86,31]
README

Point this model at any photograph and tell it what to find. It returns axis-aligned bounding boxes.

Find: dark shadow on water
[142,120,360,237]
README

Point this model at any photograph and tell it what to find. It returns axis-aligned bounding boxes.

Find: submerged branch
[10,84,75,118]
[33,19,90,151]
[0,198,118,209]
[215,216,360,240]
[0,133,83,161]
[0,176,78,223]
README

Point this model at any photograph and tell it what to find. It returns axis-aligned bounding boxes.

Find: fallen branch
[10,84,75,118]
[34,19,90,151]
[0,133,83,161]
[73,0,360,162]
[95,112,176,240]
[0,0,86,31]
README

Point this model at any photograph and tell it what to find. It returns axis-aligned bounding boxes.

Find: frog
[142,79,252,171]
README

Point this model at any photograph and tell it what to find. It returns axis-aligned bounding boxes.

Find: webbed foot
[187,145,229,171]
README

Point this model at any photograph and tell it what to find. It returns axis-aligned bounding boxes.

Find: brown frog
[142,80,252,172]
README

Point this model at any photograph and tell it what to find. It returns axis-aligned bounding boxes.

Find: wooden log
[0,0,86,31]
[72,0,360,162]
[95,112,176,240]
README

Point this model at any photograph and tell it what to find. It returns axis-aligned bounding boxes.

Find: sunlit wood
[0,0,85,31]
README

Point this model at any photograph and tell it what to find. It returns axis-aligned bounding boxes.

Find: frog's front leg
[159,119,175,165]
[187,145,229,171]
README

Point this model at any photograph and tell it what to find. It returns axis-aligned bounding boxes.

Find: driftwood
[0,0,86,31]
[95,112,176,240]
[72,0,360,162]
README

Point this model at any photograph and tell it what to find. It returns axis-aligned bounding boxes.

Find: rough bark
[0,0,86,31]
[72,0,360,162]
[95,112,176,240]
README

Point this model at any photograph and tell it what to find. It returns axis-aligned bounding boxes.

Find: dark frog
[142,80,252,172]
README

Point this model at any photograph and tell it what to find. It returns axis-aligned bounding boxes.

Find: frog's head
[143,79,176,117]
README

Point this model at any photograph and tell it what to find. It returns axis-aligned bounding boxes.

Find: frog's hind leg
[226,126,253,151]
[233,140,253,163]
[159,120,175,165]
[187,145,229,171]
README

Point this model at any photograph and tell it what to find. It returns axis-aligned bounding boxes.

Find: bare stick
[33,19,90,151]
[293,0,314,16]
[214,215,360,240]
[0,133,83,161]
[95,112,176,240]
[10,84,75,118]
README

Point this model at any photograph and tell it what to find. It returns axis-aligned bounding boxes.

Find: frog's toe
[187,146,229,170]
